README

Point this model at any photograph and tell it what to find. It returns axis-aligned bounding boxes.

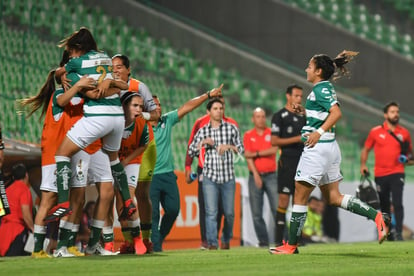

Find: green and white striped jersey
[65,50,123,117]
[301,81,339,142]
[52,88,83,119]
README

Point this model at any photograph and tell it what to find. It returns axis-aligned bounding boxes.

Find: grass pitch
[1,241,413,275]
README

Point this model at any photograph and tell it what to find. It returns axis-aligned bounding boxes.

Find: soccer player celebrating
[270,50,390,254]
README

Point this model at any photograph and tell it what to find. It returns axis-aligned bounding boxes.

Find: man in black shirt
[271,84,305,246]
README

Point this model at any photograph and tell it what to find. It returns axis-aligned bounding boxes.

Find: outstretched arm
[177,84,223,120]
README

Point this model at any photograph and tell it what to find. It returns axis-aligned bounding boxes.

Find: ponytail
[19,70,56,120]
[332,50,359,80]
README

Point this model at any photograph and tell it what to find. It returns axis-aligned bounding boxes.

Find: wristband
[256,151,259,157]
[142,112,151,120]
[0,143,4,150]
[316,127,325,136]
[206,91,211,99]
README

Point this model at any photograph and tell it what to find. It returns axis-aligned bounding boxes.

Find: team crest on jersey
[271,123,279,132]
[287,126,293,134]
[265,134,271,142]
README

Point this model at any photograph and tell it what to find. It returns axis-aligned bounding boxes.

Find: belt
[249,171,275,177]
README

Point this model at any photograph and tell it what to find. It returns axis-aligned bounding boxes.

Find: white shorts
[295,140,343,186]
[66,115,125,152]
[71,150,113,187]
[88,150,113,185]
[124,164,141,188]
[40,164,57,193]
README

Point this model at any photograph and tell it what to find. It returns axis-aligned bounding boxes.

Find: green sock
[110,161,131,202]
[55,156,71,203]
[341,195,378,221]
[67,224,79,247]
[33,224,47,252]
[288,205,308,246]
[102,226,114,243]
[140,223,152,240]
[122,227,133,243]
[88,219,104,247]
[57,221,73,249]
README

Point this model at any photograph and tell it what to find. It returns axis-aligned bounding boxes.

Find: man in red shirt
[360,102,413,241]
[184,96,238,249]
[244,108,278,247]
[0,163,34,256]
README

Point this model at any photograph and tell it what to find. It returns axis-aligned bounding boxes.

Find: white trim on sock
[34,224,47,234]
[55,156,71,163]
[102,226,113,235]
[110,159,120,166]
[72,224,80,232]
[292,204,308,213]
[92,219,105,229]
[341,194,352,209]
[128,219,140,228]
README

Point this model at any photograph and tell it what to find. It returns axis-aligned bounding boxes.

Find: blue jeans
[248,172,278,246]
[203,176,235,247]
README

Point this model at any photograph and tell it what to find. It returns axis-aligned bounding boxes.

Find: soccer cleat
[86,243,118,256]
[104,241,114,252]
[67,246,85,257]
[32,250,52,259]
[375,212,390,244]
[269,241,299,255]
[53,246,75,258]
[44,201,72,223]
[119,242,135,254]
[118,199,137,221]
[143,238,153,254]
[133,236,147,255]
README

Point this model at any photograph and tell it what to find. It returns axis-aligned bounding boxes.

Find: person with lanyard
[360,101,413,241]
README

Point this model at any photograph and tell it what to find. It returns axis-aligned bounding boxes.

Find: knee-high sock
[55,156,71,203]
[341,194,377,221]
[110,160,131,203]
[288,205,308,246]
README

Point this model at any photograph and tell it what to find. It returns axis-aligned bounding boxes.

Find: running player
[270,50,390,255]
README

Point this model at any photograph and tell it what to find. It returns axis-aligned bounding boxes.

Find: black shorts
[277,155,301,195]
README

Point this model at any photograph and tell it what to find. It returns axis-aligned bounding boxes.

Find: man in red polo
[244,107,278,247]
[360,101,413,241]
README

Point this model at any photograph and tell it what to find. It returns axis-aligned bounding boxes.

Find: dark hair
[121,92,141,106]
[308,196,321,203]
[383,101,399,113]
[19,50,70,120]
[11,163,27,181]
[112,54,130,69]
[206,98,223,111]
[286,84,303,95]
[59,27,98,53]
[312,50,358,81]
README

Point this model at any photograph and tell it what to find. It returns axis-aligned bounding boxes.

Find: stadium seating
[284,0,414,59]
[3,0,411,180]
